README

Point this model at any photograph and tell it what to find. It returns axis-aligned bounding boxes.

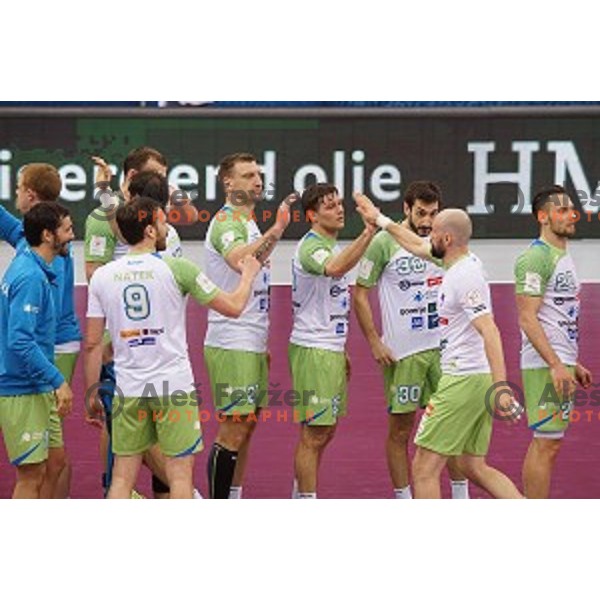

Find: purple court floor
[1,284,598,499]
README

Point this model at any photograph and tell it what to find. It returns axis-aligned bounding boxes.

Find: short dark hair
[24,202,70,247]
[301,183,339,215]
[218,153,257,184]
[404,181,443,209]
[117,197,161,246]
[123,147,167,176]
[532,185,569,219]
[129,171,170,209]
[20,163,62,202]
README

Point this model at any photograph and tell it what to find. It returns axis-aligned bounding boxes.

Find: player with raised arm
[204,153,297,499]
[516,185,592,499]
[290,184,377,499]
[84,197,261,499]
[85,149,180,498]
[354,182,469,499]
[356,195,523,499]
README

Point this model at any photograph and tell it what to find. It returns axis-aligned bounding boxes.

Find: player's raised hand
[54,381,74,418]
[274,193,300,234]
[354,193,380,226]
[91,156,113,187]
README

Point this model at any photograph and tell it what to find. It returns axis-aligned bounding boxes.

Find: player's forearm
[384,221,431,260]
[0,205,24,248]
[481,325,508,384]
[221,274,255,318]
[83,341,104,394]
[326,228,375,279]
[353,292,381,346]
[519,312,563,368]
[228,228,282,271]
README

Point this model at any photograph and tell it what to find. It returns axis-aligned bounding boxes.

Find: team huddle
[0,147,592,499]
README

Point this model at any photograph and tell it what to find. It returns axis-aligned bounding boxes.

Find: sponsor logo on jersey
[330,284,348,298]
[524,272,542,295]
[335,322,346,336]
[358,258,374,281]
[128,337,157,348]
[413,291,425,303]
[439,317,449,326]
[428,314,439,329]
[398,279,425,292]
[411,317,425,331]
[400,307,427,317]
[427,277,443,288]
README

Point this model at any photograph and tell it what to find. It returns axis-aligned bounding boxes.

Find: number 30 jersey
[357,231,445,362]
[87,252,219,398]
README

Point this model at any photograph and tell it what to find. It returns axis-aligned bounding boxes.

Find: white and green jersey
[290,231,350,353]
[204,206,270,353]
[87,252,219,397]
[515,239,580,369]
[357,230,444,362]
[85,207,182,264]
[438,254,492,376]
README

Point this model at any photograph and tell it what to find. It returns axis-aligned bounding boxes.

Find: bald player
[356,196,523,499]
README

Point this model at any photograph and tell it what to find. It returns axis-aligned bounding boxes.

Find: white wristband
[376,213,392,231]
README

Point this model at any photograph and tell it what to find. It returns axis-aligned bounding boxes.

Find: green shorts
[524,367,575,437]
[384,349,441,414]
[0,393,52,466]
[415,373,494,457]
[289,343,348,427]
[49,352,80,449]
[112,393,203,457]
[204,347,268,416]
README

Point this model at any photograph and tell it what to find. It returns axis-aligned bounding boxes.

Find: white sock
[451,480,470,500]
[394,486,413,500]
[229,486,243,500]
[292,480,299,499]
[297,493,317,500]
[193,488,203,500]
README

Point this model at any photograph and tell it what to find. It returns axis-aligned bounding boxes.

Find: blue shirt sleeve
[7,276,64,389]
[0,205,24,248]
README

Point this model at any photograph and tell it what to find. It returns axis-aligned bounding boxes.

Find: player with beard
[84,198,261,498]
[0,164,80,499]
[204,153,296,500]
[356,195,524,499]
[515,186,592,498]
[354,182,469,499]
[0,203,74,498]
